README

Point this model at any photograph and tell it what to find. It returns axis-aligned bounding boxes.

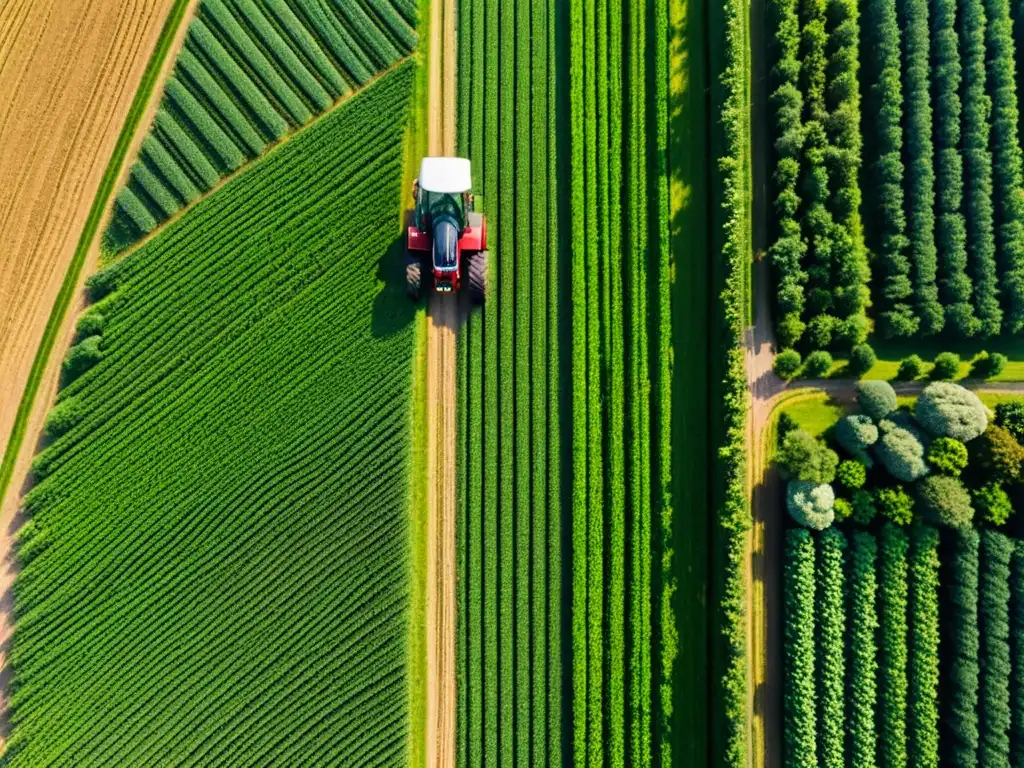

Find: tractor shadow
[370,231,418,339]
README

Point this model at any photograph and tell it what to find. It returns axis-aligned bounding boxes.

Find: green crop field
[6,63,419,766]
[104,0,418,252]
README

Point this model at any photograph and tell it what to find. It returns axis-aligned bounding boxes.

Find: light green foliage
[932,351,962,379]
[833,497,852,520]
[74,311,106,342]
[42,397,85,440]
[9,65,417,766]
[915,382,988,440]
[898,354,924,380]
[880,524,909,765]
[60,335,103,386]
[973,483,1013,525]
[787,481,836,529]
[776,428,838,483]
[775,348,802,378]
[784,528,817,766]
[916,475,975,528]
[875,422,930,481]
[857,379,897,420]
[836,459,866,490]
[926,436,969,476]
[804,349,833,376]
[909,525,940,768]
[877,486,915,525]
[979,531,1013,766]
[816,528,846,767]
[848,532,878,764]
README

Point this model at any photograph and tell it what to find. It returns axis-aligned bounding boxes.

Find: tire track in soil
[424,0,458,764]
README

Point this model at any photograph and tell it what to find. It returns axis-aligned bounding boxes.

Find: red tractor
[406,157,488,303]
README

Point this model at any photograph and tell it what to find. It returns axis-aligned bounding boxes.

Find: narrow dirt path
[424,0,458,764]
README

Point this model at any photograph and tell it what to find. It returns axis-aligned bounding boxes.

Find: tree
[915,382,988,440]
[973,483,1014,525]
[994,400,1024,441]
[835,414,878,464]
[916,475,975,527]
[851,489,876,523]
[898,354,925,380]
[787,481,836,529]
[834,497,853,520]
[848,343,876,376]
[901,0,943,333]
[775,348,802,378]
[970,425,1024,483]
[877,486,915,524]
[784,528,817,767]
[836,459,867,489]
[857,379,897,420]
[804,349,832,376]
[926,436,969,476]
[962,0,1002,335]
[875,422,930,481]
[776,428,839,482]
[932,351,961,380]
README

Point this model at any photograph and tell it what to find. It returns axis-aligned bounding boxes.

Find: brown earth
[0,0,199,746]
[424,0,458,764]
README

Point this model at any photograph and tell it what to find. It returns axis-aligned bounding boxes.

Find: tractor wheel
[406,258,422,301]
[467,250,487,305]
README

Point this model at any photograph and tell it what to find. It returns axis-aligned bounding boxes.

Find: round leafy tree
[787,481,836,529]
[774,348,802,379]
[973,483,1014,526]
[857,380,898,421]
[835,414,878,465]
[775,429,838,483]
[926,437,969,476]
[804,350,834,377]
[834,497,853,521]
[876,486,915,525]
[850,489,876,524]
[970,425,1024,484]
[875,423,930,482]
[897,354,924,380]
[931,351,960,380]
[994,401,1024,442]
[915,475,974,527]
[848,344,877,376]
[836,459,867,490]
[915,382,988,441]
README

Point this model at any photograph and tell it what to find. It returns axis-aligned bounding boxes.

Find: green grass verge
[777,392,845,438]
[0,0,193,505]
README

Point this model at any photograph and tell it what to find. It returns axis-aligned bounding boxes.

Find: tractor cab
[406,157,488,302]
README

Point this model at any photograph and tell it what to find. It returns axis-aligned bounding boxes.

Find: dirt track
[0,0,197,746]
[423,0,458,763]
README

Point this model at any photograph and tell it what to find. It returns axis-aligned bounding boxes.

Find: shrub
[60,336,103,385]
[804,350,833,377]
[915,382,988,440]
[916,475,975,527]
[42,397,85,440]
[926,437,969,476]
[74,311,106,342]
[971,350,1007,378]
[776,429,838,483]
[835,414,878,465]
[857,379,897,420]
[834,497,853,521]
[973,483,1014,525]
[774,348,802,379]
[836,459,866,490]
[777,411,799,442]
[875,424,930,481]
[987,352,1008,377]
[971,425,1024,484]
[877,486,915,525]
[932,351,961,379]
[848,344,876,376]
[994,401,1024,441]
[851,490,876,524]
[898,354,924,380]
[787,481,836,529]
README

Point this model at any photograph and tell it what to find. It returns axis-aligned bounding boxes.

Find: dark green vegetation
[105,0,418,251]
[8,64,418,765]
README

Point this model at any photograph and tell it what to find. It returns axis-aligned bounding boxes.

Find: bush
[837,459,867,490]
[908,526,940,767]
[774,348,802,379]
[973,483,1014,525]
[74,311,106,342]
[898,354,924,380]
[971,425,1024,484]
[804,350,833,377]
[776,429,838,483]
[835,414,878,465]
[971,350,1007,378]
[875,423,930,481]
[932,351,961,379]
[787,481,836,529]
[915,382,988,440]
[994,401,1024,441]
[60,336,103,385]
[915,475,974,527]
[848,344,877,376]
[834,497,853,520]
[857,379,897,420]
[777,411,799,442]
[877,486,915,525]
[926,437,969,476]
[851,490,876,524]
[42,397,85,440]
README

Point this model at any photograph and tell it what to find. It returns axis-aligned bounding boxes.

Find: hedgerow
[784,528,817,767]
[908,525,940,768]
[879,523,909,765]
[1012,542,1024,766]
[945,528,981,766]
[979,530,1013,766]
[848,531,878,766]
[816,528,845,767]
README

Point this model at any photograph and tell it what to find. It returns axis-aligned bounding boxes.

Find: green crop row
[104,0,418,253]
[6,62,418,766]
[908,525,940,768]
[784,529,816,768]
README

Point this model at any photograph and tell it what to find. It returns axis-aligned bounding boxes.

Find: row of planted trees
[769,0,1024,350]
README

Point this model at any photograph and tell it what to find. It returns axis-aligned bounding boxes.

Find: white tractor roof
[419,156,472,193]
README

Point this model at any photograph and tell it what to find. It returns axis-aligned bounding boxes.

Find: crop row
[104,0,417,252]
[7,63,418,766]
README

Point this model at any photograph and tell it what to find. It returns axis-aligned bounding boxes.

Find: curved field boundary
[0,0,194,531]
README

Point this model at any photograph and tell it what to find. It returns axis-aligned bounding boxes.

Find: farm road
[0,0,199,747]
[424,0,458,763]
